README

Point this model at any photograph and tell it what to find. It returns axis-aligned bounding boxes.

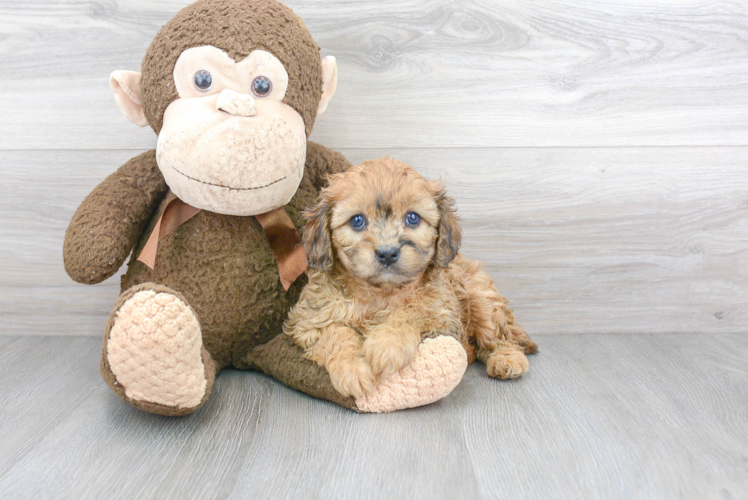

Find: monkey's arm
[305,141,352,190]
[63,150,168,285]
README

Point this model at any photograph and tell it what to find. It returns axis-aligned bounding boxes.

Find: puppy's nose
[375,247,400,266]
[216,89,256,117]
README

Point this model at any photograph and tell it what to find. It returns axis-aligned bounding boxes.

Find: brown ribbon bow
[137,192,307,291]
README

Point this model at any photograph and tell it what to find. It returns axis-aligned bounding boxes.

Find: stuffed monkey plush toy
[63,0,468,416]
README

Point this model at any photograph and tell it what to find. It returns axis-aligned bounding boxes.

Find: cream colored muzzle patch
[107,290,207,409]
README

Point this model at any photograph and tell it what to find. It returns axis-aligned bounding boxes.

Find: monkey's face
[155,46,306,216]
[109,0,338,215]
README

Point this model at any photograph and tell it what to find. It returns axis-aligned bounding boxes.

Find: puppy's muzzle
[375,246,400,266]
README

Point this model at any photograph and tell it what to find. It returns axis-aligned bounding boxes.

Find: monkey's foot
[355,336,468,413]
[101,283,217,416]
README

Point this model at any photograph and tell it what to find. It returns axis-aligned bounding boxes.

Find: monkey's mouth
[172,166,287,191]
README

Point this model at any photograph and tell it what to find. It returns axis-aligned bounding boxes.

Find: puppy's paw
[364,333,418,377]
[486,348,529,379]
[327,357,377,399]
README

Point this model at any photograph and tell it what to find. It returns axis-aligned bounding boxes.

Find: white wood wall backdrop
[3,0,748,149]
[0,0,746,336]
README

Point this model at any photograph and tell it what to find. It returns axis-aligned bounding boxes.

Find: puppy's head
[304,158,461,286]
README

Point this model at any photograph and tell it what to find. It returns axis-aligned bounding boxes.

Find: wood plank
[454,333,748,499]
[229,383,477,499]
[0,150,136,336]
[1,0,747,149]
[0,337,278,499]
[0,334,745,499]
[0,337,104,477]
[1,148,746,336]
[370,147,748,336]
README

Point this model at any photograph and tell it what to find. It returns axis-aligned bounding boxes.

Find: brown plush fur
[141,0,323,137]
[65,141,355,415]
[63,151,168,285]
[285,159,537,399]
[65,143,348,369]
[121,144,350,369]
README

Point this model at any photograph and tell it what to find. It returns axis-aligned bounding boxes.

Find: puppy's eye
[349,214,367,231]
[405,212,421,227]
[251,76,272,97]
[194,70,213,91]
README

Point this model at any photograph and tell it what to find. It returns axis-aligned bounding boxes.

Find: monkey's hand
[63,150,167,284]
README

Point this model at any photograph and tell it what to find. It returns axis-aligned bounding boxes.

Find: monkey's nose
[216,89,256,117]
[375,247,400,266]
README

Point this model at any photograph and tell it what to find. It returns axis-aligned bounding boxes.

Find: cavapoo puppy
[284,158,537,398]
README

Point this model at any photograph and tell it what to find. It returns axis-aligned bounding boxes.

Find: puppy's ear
[432,182,462,267]
[303,191,334,272]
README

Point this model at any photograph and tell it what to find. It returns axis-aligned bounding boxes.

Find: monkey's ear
[109,70,148,127]
[303,193,334,272]
[432,182,462,267]
[317,56,338,115]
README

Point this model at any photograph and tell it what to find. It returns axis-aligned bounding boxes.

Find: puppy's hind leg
[480,341,530,379]
[453,257,537,379]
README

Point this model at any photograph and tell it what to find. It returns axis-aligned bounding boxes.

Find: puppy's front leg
[363,319,422,377]
[305,325,376,399]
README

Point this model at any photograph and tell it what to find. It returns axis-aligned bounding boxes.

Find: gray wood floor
[0,333,745,500]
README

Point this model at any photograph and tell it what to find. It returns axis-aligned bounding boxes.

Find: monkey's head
[109,0,337,216]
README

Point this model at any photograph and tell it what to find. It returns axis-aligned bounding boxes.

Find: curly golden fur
[284,158,537,398]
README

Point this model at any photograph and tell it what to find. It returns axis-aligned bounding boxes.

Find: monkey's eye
[405,212,421,227]
[349,214,367,231]
[251,76,273,97]
[193,70,213,92]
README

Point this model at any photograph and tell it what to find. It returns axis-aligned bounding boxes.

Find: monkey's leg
[249,332,467,413]
[101,283,217,416]
[355,334,468,413]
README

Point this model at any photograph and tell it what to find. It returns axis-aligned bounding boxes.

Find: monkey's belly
[121,209,306,369]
